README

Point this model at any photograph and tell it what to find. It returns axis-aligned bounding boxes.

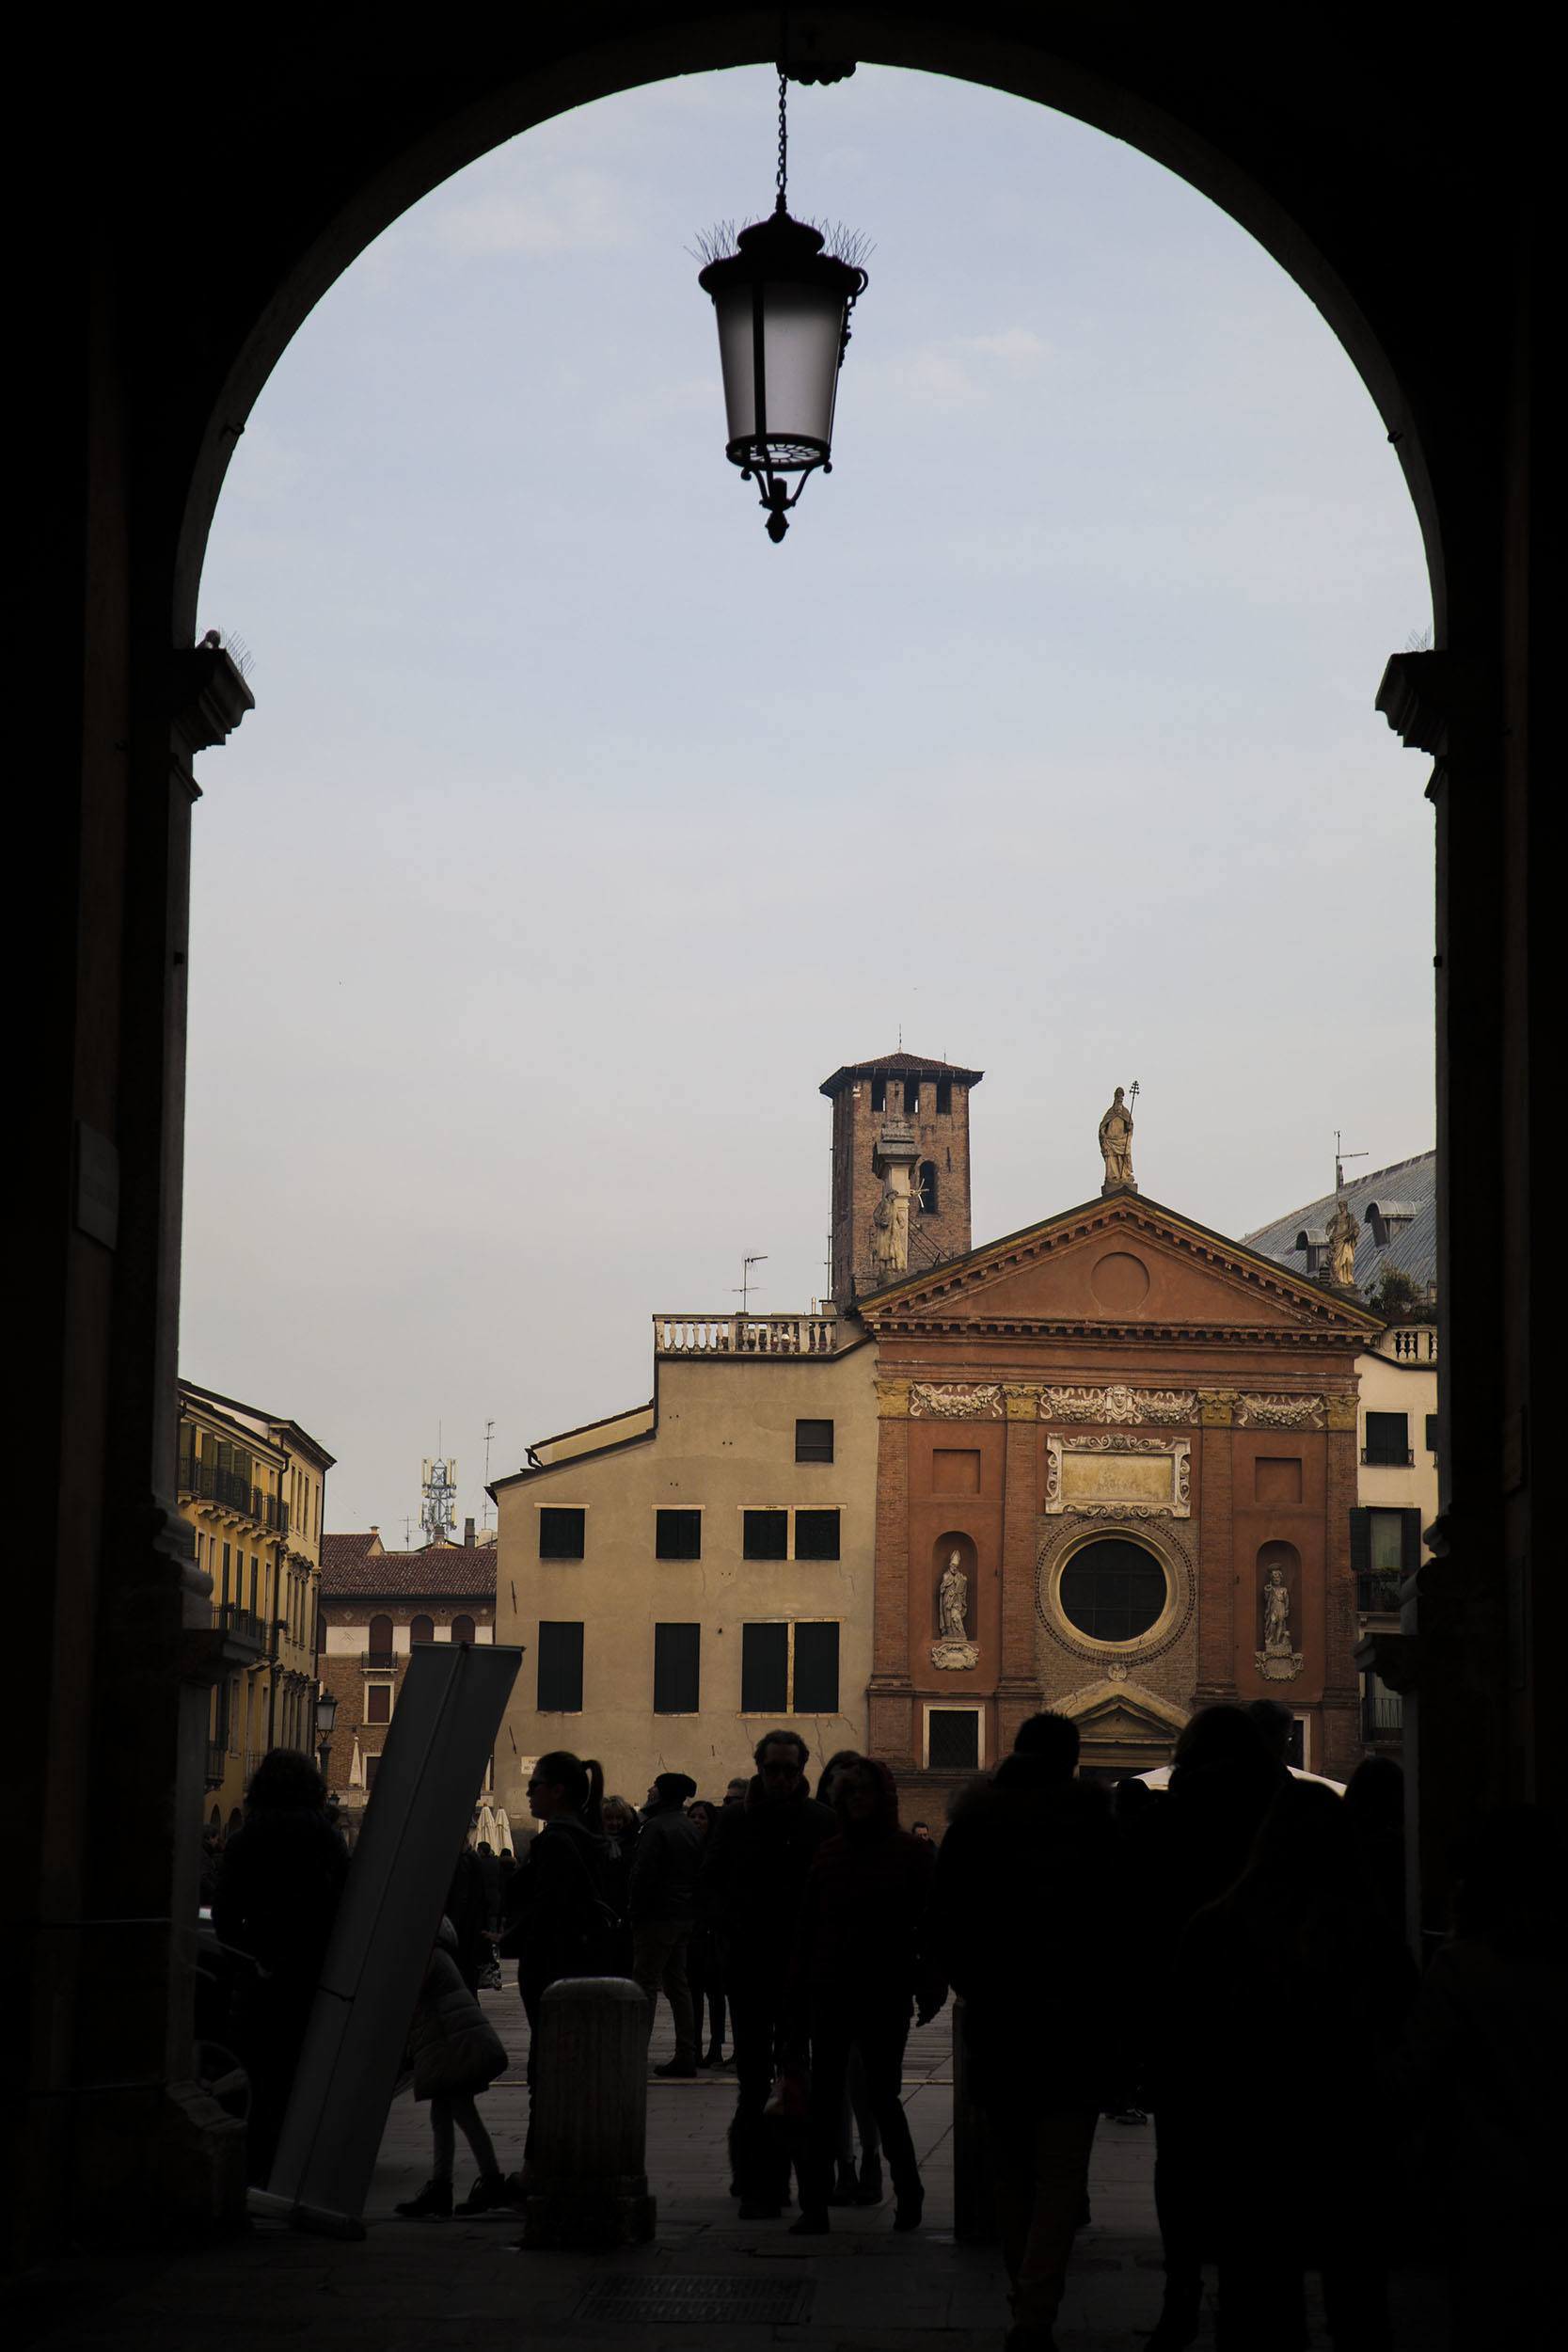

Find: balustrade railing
[654,1311,839,1358]
[1357,1571,1402,1615]
[214,1602,266,1650]
[178,1449,290,1534]
[1362,1691,1403,1738]
[1386,1326,1437,1362]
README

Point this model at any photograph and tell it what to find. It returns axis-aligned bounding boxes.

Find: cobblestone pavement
[17,1987,1446,2350]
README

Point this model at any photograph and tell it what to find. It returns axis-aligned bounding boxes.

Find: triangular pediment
[857,1192,1379,1337]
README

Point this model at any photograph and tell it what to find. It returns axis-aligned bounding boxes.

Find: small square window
[1364,1411,1411,1467]
[743,1509,789,1561]
[794,1508,841,1561]
[539,1506,586,1560]
[795,1418,834,1464]
[656,1508,703,1561]
[927,1709,980,1771]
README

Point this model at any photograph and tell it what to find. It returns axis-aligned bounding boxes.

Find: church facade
[839,1070,1379,1808]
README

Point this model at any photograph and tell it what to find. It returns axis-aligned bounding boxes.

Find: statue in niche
[1325,1196,1359,1288]
[870,1176,909,1277]
[1255,1561,1304,1683]
[1099,1087,1136,1189]
[930,1547,979,1671]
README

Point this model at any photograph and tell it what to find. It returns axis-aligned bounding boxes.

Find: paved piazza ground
[15,1990,1447,2349]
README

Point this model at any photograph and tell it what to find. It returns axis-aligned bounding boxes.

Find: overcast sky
[186,65,1433,1538]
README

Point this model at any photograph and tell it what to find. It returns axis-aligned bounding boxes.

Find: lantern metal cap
[697,199,868,303]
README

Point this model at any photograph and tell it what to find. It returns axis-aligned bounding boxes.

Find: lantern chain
[776,67,788,208]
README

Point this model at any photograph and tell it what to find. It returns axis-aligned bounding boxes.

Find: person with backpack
[394,1915,513,2217]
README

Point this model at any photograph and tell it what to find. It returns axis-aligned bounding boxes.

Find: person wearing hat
[630,1771,703,2077]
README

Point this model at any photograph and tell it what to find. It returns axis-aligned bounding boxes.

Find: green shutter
[741,1623,788,1712]
[1401,1510,1423,1574]
[1349,1509,1370,1579]
[793,1621,840,1713]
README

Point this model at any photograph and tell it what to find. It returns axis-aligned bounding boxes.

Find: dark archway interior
[30,1,1541,2255]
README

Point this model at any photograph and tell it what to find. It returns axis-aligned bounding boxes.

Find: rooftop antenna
[1334,1130,1368,1193]
[402,1515,413,1549]
[481,1419,496,1528]
[420,1446,458,1546]
[732,1252,768,1314]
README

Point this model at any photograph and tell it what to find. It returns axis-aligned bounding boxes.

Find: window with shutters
[1425,1413,1440,1456]
[1351,1506,1418,1613]
[536,1621,584,1711]
[451,1613,476,1645]
[1363,1410,1412,1466]
[795,1419,834,1463]
[367,1613,394,1668]
[410,1613,434,1645]
[365,1682,391,1725]
[653,1622,701,1713]
[538,1506,586,1560]
[656,1508,703,1560]
[794,1509,840,1561]
[743,1509,789,1561]
[740,1620,838,1713]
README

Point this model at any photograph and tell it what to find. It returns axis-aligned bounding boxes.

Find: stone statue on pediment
[871,1177,908,1276]
[1099,1087,1136,1191]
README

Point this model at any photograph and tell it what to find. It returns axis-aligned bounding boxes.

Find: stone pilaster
[995,1387,1042,1751]
[867,1379,914,1769]
[1194,1391,1237,1703]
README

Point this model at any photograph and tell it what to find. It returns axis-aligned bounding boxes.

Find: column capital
[1325,1392,1358,1431]
[1003,1386,1039,1422]
[876,1378,911,1419]
[1198,1389,1237,1426]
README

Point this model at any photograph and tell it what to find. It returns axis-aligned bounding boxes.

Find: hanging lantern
[697,72,869,543]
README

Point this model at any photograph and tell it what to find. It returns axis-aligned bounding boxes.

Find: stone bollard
[950,1997,998,2244]
[521,1977,657,2249]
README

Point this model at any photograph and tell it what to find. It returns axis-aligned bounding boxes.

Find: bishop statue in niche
[930,1548,979,1671]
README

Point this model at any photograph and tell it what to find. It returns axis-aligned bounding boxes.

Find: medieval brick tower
[821,1051,984,1302]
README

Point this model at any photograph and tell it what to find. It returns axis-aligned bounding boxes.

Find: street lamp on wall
[315,1684,339,1775]
[696,70,869,543]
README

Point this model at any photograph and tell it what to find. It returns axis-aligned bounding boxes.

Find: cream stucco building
[491,1312,879,1814]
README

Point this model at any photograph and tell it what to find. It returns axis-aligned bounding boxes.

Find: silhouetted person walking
[500,1749,611,2156]
[1173,1780,1413,2350]
[395,1915,513,2217]
[701,1730,835,2217]
[932,1712,1127,2352]
[1132,1703,1283,2348]
[1389,1804,1565,2348]
[212,1748,348,2186]
[631,1771,702,2076]
[789,1758,943,2235]
[686,1800,728,2066]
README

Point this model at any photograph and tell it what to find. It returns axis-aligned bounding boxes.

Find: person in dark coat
[700,1729,836,2217]
[1129,1703,1284,2350]
[394,1916,513,2218]
[500,1750,611,2101]
[212,1747,349,2186]
[443,1842,491,1992]
[630,1772,702,2075]
[1172,1780,1413,2349]
[930,1712,1129,2352]
[686,1801,728,2066]
[789,1758,943,2234]
[599,1796,641,1974]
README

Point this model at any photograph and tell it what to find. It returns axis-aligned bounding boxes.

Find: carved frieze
[1043,1383,1197,1426]
[1043,1433,1192,1518]
[1236,1393,1326,1429]
[909,1382,1004,1419]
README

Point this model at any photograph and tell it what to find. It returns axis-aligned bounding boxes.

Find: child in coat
[395,1917,514,2217]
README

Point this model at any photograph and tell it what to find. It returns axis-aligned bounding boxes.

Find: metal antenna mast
[732,1253,768,1314]
[1334,1130,1368,1193]
[481,1419,496,1529]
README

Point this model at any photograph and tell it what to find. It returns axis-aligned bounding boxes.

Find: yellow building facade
[492,1314,879,1815]
[178,1380,333,1829]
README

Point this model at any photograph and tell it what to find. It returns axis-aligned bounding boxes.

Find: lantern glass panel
[713,280,847,464]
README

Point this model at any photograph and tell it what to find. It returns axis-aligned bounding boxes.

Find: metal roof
[1243,1150,1436,1296]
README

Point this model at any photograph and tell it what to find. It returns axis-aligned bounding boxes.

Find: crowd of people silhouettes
[205,1706,1560,2352]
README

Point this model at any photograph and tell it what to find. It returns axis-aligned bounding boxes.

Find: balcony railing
[179,1450,289,1535]
[1361,1447,1416,1468]
[1386,1326,1437,1362]
[361,1649,397,1671]
[204,1740,228,1788]
[214,1602,266,1650]
[1357,1571,1402,1615]
[1362,1692,1403,1738]
[654,1311,839,1358]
